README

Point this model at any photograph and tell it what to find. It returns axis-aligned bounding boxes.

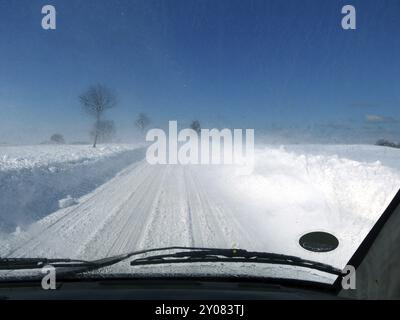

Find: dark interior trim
[333,188,400,293]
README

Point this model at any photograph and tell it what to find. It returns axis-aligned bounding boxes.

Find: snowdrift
[198,145,400,267]
[0,144,145,233]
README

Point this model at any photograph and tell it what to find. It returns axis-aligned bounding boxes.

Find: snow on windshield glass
[0,0,399,283]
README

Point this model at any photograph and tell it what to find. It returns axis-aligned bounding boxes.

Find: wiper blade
[0,254,141,272]
[1,246,343,277]
[129,247,344,276]
[0,257,92,271]
[0,249,180,273]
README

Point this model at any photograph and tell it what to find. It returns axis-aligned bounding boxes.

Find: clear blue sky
[0,0,399,144]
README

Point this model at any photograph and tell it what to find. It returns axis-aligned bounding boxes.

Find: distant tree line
[45,84,205,148]
[135,113,151,133]
[50,134,65,144]
[375,139,400,149]
[77,83,155,147]
[190,120,201,135]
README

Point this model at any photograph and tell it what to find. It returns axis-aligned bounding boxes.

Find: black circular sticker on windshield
[299,231,339,252]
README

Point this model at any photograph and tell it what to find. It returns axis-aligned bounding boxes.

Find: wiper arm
[0,252,155,274]
[0,249,193,273]
[1,247,343,277]
[129,247,344,276]
[0,254,141,272]
[0,257,92,271]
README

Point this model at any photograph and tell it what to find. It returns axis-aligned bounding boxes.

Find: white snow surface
[1,144,400,283]
[0,144,137,171]
[58,195,78,209]
[0,144,145,233]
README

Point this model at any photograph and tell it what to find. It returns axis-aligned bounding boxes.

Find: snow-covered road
[1,162,251,259]
[2,145,400,272]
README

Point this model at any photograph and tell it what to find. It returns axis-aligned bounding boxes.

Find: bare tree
[50,133,65,144]
[79,84,117,147]
[190,120,201,135]
[90,120,116,143]
[135,113,151,133]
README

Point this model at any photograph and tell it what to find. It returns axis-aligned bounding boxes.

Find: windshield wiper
[0,249,181,273]
[0,247,343,277]
[129,247,344,276]
[0,257,94,271]
[0,254,139,273]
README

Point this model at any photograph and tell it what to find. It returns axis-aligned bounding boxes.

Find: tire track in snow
[137,165,195,249]
[4,161,152,258]
[79,163,167,258]
[183,166,253,248]
[103,165,168,256]
[3,162,255,259]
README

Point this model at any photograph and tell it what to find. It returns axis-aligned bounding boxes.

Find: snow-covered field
[0,144,145,233]
[1,144,400,282]
[0,144,139,171]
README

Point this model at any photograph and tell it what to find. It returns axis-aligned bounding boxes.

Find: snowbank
[0,144,138,171]
[0,144,145,233]
[281,144,400,171]
[198,145,400,267]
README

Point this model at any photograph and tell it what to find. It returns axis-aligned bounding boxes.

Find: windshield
[0,0,399,287]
